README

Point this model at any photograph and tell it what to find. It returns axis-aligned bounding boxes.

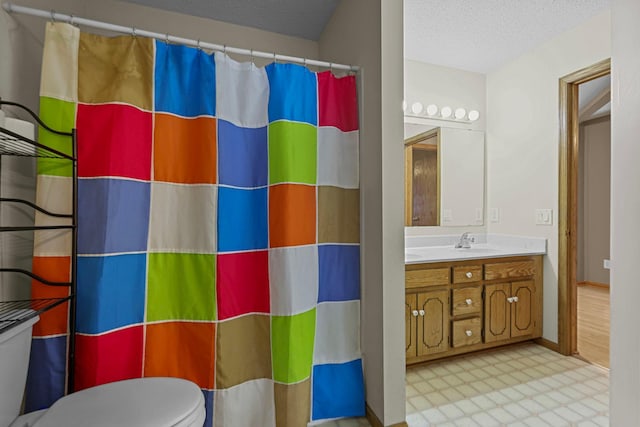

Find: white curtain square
[148,182,216,253]
[317,128,359,189]
[313,300,361,364]
[269,246,318,316]
[215,53,269,128]
[40,22,79,102]
[214,379,276,427]
[34,175,73,257]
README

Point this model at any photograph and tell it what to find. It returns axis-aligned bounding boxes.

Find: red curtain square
[144,322,215,389]
[317,71,359,132]
[74,326,143,391]
[217,251,270,320]
[77,103,152,180]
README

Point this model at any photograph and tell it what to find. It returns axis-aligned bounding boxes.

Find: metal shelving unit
[0,99,77,391]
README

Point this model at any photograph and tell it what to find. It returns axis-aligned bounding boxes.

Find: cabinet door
[406,294,418,358]
[417,290,449,356]
[484,283,511,343]
[511,280,535,338]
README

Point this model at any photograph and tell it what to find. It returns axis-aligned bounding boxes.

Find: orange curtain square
[31,256,70,337]
[269,184,316,248]
[154,114,217,184]
[144,321,215,389]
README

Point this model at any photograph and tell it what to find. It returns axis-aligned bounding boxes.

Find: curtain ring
[329,62,334,73]
[165,33,170,44]
[250,49,254,63]
[50,10,56,23]
[303,58,307,67]
[69,14,75,26]
[273,52,277,64]
[132,27,137,38]
[197,39,201,50]
[223,44,227,55]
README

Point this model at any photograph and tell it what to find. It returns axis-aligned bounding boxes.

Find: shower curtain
[26,22,364,426]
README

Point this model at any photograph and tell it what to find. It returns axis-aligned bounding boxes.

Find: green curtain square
[271,308,316,384]
[37,96,75,177]
[268,121,317,184]
[147,253,216,321]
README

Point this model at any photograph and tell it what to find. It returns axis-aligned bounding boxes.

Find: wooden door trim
[558,58,610,355]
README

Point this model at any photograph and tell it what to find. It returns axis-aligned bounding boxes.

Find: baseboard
[535,337,560,353]
[577,281,610,289]
[365,404,408,427]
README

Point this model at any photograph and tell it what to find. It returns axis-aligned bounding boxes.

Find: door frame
[557,58,610,355]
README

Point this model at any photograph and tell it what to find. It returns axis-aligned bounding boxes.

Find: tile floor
[319,343,609,427]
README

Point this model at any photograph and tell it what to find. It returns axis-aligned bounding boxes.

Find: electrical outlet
[535,209,553,225]
[604,259,611,270]
[490,208,500,223]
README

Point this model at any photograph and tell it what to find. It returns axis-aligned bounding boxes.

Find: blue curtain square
[266,63,317,125]
[218,187,268,252]
[25,336,67,412]
[318,245,360,302]
[203,390,214,427]
[312,359,365,420]
[78,179,150,254]
[218,120,267,188]
[155,41,216,117]
[77,254,147,334]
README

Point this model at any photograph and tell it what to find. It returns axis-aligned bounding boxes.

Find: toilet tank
[0,314,39,427]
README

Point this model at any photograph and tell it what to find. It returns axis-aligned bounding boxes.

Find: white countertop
[405,234,546,264]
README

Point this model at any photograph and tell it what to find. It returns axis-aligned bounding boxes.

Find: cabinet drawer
[453,265,482,283]
[451,318,482,347]
[452,287,482,316]
[406,268,450,289]
[484,261,535,281]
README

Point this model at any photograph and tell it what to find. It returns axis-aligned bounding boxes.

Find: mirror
[404,125,484,227]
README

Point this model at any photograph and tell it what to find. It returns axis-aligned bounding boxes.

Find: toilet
[1,315,206,427]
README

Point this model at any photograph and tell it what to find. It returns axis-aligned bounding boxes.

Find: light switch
[490,208,500,223]
[535,209,553,225]
[475,208,483,222]
[604,259,611,270]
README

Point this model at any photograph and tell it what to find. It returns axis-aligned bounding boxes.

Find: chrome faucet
[455,232,475,249]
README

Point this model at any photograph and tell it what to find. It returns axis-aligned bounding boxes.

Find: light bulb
[441,106,452,118]
[454,108,466,120]
[411,102,423,115]
[468,110,480,121]
[426,104,438,116]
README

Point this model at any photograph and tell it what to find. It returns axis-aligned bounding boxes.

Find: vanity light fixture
[411,102,424,115]
[440,106,452,119]
[468,110,480,121]
[426,104,438,116]
[454,107,466,120]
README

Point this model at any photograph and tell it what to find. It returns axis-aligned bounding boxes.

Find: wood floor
[577,283,610,368]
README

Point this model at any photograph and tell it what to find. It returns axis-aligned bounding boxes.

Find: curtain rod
[2,2,359,72]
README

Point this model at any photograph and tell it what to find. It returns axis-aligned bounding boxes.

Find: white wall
[320,1,406,425]
[404,60,487,237]
[486,11,611,342]
[577,118,610,285]
[610,0,640,423]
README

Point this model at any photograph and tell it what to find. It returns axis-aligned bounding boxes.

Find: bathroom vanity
[405,235,545,365]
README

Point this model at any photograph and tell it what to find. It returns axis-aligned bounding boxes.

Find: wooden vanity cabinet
[405,255,542,364]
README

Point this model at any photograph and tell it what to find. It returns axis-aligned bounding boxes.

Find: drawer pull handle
[507,297,514,303]
[465,272,473,278]
[465,330,473,337]
[412,310,419,317]
[465,298,473,305]
[512,296,519,303]
[419,310,425,316]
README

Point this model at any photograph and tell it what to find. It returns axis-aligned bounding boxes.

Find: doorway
[558,58,611,362]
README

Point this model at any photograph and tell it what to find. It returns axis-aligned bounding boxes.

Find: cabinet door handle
[465,298,473,305]
[465,330,473,337]
[512,296,519,303]
[412,310,419,317]
[507,297,514,303]
[465,272,473,279]
[419,310,425,316]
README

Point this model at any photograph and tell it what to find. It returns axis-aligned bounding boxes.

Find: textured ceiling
[120,0,340,40]
[404,0,610,73]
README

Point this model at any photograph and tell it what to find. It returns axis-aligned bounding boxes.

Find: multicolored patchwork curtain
[26,22,364,426]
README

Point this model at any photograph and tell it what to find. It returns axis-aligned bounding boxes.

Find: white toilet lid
[32,377,205,427]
